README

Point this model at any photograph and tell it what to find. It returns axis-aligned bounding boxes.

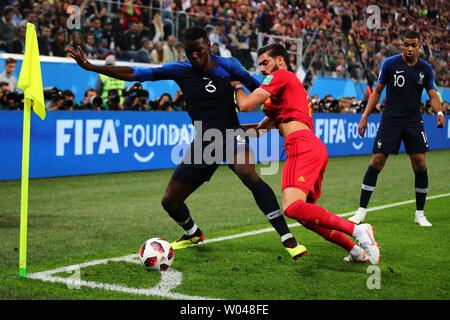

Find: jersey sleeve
[133,62,184,82]
[220,57,261,91]
[259,70,288,96]
[424,63,437,92]
[377,59,391,85]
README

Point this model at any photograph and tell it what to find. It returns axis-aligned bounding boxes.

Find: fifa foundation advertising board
[0,111,448,180]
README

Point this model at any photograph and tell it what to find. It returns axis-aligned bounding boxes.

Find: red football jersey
[260,69,314,130]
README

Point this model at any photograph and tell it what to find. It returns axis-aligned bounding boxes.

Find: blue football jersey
[378,54,436,123]
[134,55,261,131]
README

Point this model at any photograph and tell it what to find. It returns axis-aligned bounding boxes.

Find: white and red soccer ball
[139,238,174,271]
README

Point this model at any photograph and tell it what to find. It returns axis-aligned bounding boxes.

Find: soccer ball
[139,238,174,271]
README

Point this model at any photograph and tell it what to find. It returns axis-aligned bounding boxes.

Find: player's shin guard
[360,165,380,208]
[249,178,290,238]
[284,199,355,236]
[414,169,428,211]
[302,221,356,252]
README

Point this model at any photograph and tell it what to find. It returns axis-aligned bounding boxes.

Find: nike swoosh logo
[203,77,211,80]
[395,70,404,74]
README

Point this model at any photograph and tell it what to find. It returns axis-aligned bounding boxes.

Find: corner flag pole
[17,22,46,277]
[19,100,32,277]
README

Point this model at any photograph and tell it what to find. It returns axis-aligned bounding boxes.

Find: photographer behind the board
[45,88,75,111]
[73,88,104,111]
[150,93,174,111]
[0,81,23,110]
[104,89,124,111]
[123,82,149,111]
[309,94,339,113]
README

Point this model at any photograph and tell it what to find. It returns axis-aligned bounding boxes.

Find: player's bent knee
[370,155,386,171]
[235,166,259,187]
[161,195,179,212]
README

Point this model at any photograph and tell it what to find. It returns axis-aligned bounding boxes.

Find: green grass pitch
[0,150,449,300]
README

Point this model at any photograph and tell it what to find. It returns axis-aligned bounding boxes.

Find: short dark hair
[183,26,208,42]
[84,88,96,97]
[257,44,291,70]
[63,90,75,98]
[5,57,16,65]
[403,30,420,41]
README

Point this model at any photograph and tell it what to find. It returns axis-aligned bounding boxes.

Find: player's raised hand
[68,45,93,71]
[358,117,368,137]
[437,113,445,128]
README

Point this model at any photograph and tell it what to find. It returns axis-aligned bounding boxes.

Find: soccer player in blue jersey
[69,27,307,259]
[349,31,446,227]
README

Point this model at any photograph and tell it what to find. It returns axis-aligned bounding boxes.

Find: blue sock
[360,165,380,208]
[414,169,428,211]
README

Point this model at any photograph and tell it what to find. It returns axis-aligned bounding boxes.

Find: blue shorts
[373,120,429,155]
[172,128,251,188]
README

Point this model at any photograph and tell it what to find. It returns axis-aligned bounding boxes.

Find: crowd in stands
[1,55,447,114]
[0,0,448,112]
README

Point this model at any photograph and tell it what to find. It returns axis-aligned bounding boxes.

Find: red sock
[302,221,356,252]
[284,199,355,236]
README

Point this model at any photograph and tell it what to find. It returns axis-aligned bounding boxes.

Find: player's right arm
[358,82,385,136]
[69,46,135,81]
[358,57,391,137]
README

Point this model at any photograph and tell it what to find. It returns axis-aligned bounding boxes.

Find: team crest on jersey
[418,72,424,85]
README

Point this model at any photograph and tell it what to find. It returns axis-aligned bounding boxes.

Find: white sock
[280,233,293,243]
[185,224,198,236]
[415,210,424,218]
[349,245,363,256]
[357,207,367,215]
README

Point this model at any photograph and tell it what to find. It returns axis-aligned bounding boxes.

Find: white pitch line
[200,193,450,244]
[27,192,449,299]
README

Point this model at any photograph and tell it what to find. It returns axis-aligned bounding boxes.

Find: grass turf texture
[0,150,449,300]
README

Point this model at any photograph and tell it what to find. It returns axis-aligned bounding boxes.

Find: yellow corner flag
[17,22,46,277]
[18,22,46,120]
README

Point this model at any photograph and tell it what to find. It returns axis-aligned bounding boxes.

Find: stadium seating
[0,0,447,112]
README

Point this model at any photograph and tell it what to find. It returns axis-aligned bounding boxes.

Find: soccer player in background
[348,31,446,227]
[69,27,307,259]
[234,43,380,264]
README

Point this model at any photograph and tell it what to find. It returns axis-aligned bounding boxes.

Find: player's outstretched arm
[427,89,446,128]
[68,45,136,81]
[358,82,385,137]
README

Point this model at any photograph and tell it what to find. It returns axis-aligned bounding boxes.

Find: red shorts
[282,129,328,204]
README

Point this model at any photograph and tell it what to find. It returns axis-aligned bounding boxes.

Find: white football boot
[348,207,367,224]
[353,223,380,265]
[343,245,369,263]
[415,211,432,227]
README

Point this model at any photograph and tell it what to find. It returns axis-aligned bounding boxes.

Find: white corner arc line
[27,254,220,300]
[27,193,449,299]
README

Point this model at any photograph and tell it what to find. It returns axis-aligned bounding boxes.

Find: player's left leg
[230,150,307,259]
[409,153,431,226]
[161,177,205,249]
[404,122,431,227]
[283,187,379,264]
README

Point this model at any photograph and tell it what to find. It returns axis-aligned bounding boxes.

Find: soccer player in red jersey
[234,44,380,264]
